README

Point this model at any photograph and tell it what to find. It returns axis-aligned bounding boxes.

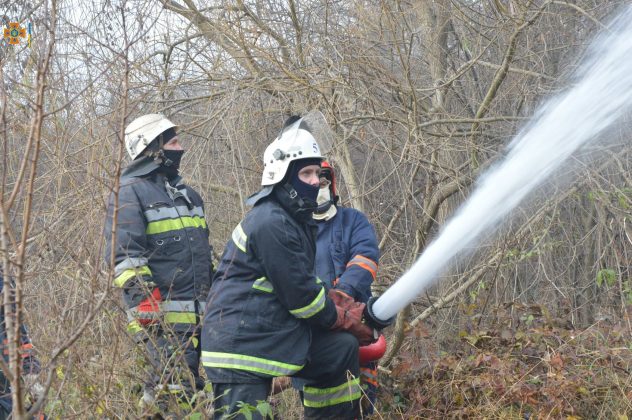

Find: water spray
[364,6,632,327]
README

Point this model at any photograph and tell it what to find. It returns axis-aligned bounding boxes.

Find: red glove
[328,290,376,346]
[136,288,162,325]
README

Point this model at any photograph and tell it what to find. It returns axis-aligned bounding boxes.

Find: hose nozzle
[364,296,396,330]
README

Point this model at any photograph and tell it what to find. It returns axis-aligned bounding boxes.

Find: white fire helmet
[261,117,324,186]
[124,114,177,160]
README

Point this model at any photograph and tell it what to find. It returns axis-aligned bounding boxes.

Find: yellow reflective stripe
[114,266,151,288]
[126,319,142,334]
[231,223,247,252]
[303,377,362,408]
[164,312,197,324]
[289,286,326,319]
[201,351,303,376]
[252,277,273,293]
[315,277,323,285]
[145,216,207,235]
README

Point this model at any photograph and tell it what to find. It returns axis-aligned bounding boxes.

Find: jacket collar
[121,156,160,179]
[122,159,190,205]
[245,185,274,207]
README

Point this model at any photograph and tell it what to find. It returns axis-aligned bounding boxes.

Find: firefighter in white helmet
[104,114,214,414]
[201,116,376,419]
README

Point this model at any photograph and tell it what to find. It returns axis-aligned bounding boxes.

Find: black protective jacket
[104,158,213,328]
[202,185,338,382]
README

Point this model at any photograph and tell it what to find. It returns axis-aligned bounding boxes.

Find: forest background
[1,0,631,418]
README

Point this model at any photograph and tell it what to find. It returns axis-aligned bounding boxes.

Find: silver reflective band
[161,301,195,312]
[156,384,184,392]
[144,205,205,222]
[127,300,198,320]
[114,257,149,277]
[127,308,160,321]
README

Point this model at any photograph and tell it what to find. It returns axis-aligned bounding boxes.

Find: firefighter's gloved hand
[122,277,157,308]
[328,290,376,346]
[134,288,162,326]
[24,373,45,401]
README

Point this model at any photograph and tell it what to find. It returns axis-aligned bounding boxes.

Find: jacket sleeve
[335,210,379,303]
[104,182,154,308]
[201,197,215,284]
[0,275,40,375]
[253,216,337,329]
[18,323,40,375]
[187,188,215,286]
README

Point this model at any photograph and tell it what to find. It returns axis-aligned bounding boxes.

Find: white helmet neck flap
[125,114,177,160]
[261,117,323,186]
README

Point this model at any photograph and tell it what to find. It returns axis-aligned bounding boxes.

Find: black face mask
[158,149,184,178]
[162,149,184,169]
[287,158,321,202]
[290,176,320,203]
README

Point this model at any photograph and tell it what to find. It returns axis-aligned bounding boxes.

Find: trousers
[209,330,361,420]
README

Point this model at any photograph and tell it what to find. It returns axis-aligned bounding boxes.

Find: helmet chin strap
[281,182,306,207]
[153,149,174,166]
[280,183,318,215]
[143,132,177,166]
